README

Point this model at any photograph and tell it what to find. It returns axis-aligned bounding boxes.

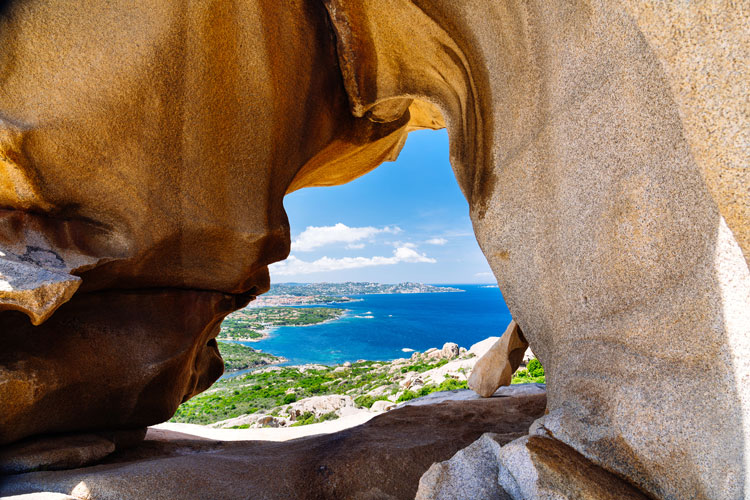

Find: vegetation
[396,378,468,402]
[171,350,545,427]
[171,355,455,425]
[290,411,339,427]
[511,358,545,384]
[217,341,283,372]
[218,306,345,341]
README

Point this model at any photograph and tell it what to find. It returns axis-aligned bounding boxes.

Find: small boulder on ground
[370,400,396,412]
[468,321,529,398]
[288,395,355,420]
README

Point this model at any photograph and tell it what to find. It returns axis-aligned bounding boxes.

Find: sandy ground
[152,410,379,442]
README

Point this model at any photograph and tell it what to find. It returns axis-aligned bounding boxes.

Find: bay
[240,284,511,365]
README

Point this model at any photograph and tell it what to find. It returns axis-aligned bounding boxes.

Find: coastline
[218,326,276,343]
[217,307,349,345]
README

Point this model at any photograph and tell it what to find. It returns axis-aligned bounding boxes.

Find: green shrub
[282,393,297,405]
[526,358,544,377]
[511,358,545,384]
[397,390,418,402]
[436,378,468,391]
[355,394,389,408]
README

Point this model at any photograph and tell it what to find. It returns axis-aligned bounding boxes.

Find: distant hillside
[267,282,463,296]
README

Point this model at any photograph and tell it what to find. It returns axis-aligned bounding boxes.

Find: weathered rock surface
[0,390,546,499]
[468,321,528,397]
[416,433,512,500]
[0,0,440,449]
[0,435,114,476]
[497,435,651,500]
[369,400,396,412]
[0,429,146,476]
[287,394,357,420]
[0,290,244,445]
[417,431,652,500]
[320,1,750,498]
[0,1,748,498]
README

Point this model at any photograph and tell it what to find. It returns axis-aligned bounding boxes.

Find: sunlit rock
[0,1,748,498]
[468,321,528,398]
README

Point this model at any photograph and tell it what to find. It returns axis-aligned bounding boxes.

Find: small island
[218,307,346,341]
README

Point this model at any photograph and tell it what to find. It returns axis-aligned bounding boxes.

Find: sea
[238,284,511,366]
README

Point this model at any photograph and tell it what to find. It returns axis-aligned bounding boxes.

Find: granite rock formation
[0,389,547,499]
[0,0,440,446]
[468,320,528,397]
[1,1,748,499]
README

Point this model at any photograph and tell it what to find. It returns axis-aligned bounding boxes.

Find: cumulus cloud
[292,223,401,252]
[346,243,365,250]
[426,237,448,245]
[270,247,436,276]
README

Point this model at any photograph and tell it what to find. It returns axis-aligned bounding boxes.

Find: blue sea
[240,284,511,365]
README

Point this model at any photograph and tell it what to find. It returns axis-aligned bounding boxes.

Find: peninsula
[218,307,346,341]
[267,282,464,296]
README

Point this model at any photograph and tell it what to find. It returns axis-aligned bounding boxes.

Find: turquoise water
[242,284,511,365]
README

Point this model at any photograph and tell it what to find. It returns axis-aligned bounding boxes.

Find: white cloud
[426,237,448,245]
[474,271,494,278]
[291,223,401,252]
[389,241,417,249]
[346,243,365,250]
[270,247,436,276]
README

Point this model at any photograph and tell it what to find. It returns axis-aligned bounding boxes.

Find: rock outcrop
[468,321,528,397]
[417,432,650,500]
[0,388,547,499]
[0,1,748,498]
[287,395,357,421]
[416,433,513,500]
[320,1,750,498]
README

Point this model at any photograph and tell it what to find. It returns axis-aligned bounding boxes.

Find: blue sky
[270,129,496,284]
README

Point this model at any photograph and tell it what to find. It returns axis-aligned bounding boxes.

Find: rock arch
[0,1,747,498]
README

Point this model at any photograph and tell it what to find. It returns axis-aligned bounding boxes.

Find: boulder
[370,400,396,412]
[440,342,460,359]
[287,395,356,420]
[416,433,511,500]
[468,321,528,397]
[496,435,650,500]
[417,432,651,500]
[212,414,288,430]
[423,348,439,357]
[467,337,501,359]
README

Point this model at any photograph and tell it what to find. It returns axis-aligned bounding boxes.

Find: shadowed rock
[0,390,547,499]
